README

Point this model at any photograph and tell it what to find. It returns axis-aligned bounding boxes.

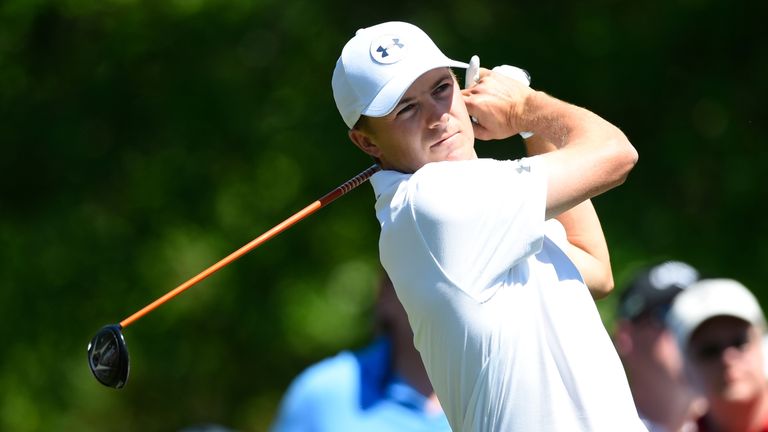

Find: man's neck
[633,386,700,432]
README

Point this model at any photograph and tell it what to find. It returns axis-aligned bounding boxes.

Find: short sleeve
[406,157,548,297]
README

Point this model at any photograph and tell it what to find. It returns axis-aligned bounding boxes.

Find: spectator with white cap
[763,333,768,376]
[667,278,768,432]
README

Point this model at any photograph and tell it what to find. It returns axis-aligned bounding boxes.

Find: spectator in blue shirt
[270,272,450,431]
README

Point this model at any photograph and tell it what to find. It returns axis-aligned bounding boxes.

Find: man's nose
[426,100,450,129]
[720,344,746,365]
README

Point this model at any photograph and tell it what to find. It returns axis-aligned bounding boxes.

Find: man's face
[616,311,690,393]
[615,314,704,421]
[627,315,687,379]
[687,316,766,403]
[349,67,477,173]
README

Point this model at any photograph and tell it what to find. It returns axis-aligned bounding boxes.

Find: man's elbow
[590,277,615,300]
[572,250,616,300]
[589,270,616,299]
[607,134,638,188]
[602,135,639,190]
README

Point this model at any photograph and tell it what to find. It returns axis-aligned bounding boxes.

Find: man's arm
[462,68,638,221]
[463,69,635,298]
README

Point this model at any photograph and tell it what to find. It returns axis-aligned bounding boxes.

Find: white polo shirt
[370,158,647,432]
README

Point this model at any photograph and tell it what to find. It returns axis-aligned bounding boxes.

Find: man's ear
[348,129,383,159]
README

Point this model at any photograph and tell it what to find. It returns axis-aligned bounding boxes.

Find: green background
[1,0,765,430]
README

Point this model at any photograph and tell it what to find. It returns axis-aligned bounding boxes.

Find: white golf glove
[465,55,534,139]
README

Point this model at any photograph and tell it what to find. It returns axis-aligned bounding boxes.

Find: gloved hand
[465,55,534,139]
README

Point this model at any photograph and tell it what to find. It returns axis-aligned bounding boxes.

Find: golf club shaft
[119,164,381,329]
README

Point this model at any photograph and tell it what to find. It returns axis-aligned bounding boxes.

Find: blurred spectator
[667,278,768,432]
[270,272,449,431]
[614,260,707,432]
[765,333,768,376]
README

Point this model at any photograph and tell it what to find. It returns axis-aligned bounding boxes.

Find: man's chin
[432,138,476,161]
[445,146,477,162]
[719,384,760,402]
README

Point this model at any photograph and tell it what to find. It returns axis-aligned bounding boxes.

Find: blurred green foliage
[0,0,765,430]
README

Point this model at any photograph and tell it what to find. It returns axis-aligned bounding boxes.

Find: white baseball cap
[666,278,766,353]
[332,21,468,129]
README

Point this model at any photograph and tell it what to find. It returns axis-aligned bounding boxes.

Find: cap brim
[667,278,766,353]
[362,59,468,118]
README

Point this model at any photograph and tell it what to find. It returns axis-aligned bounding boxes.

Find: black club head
[87,324,129,389]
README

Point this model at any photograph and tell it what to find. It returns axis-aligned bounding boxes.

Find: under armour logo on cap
[370,35,406,64]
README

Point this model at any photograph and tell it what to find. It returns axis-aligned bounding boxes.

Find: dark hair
[353,115,370,132]
[351,116,382,165]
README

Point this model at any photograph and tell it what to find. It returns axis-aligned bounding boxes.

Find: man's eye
[434,82,452,95]
[397,103,415,116]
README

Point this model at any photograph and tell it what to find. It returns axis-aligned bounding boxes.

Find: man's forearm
[519,91,638,220]
[516,91,620,150]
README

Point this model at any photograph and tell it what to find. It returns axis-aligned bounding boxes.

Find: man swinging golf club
[332,21,647,431]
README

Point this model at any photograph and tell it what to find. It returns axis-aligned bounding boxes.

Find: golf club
[87,164,381,388]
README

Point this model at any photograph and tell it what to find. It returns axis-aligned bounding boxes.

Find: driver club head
[87,324,129,389]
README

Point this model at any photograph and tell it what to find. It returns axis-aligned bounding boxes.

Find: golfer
[332,21,647,431]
